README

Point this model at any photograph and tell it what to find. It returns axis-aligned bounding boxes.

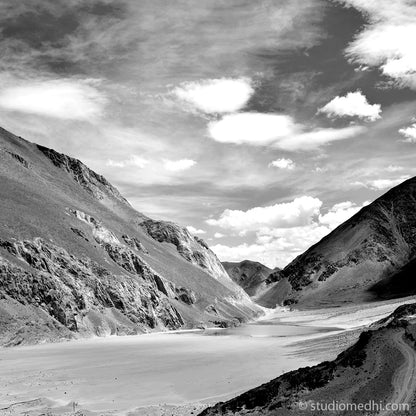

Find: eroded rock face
[0,236,185,339]
[140,219,232,285]
[122,234,148,254]
[37,145,129,204]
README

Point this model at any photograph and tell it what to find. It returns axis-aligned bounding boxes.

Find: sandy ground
[0,297,414,416]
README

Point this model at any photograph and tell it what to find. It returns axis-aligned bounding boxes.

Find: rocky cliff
[259,177,416,308]
[0,127,260,346]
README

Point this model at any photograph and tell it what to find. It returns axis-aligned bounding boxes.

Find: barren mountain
[259,177,416,308]
[200,303,416,415]
[222,260,275,297]
[0,127,260,346]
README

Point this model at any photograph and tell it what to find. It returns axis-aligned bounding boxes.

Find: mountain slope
[200,303,416,415]
[222,260,274,297]
[260,177,416,308]
[0,127,260,346]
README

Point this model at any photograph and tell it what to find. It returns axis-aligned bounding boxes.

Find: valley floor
[0,297,414,416]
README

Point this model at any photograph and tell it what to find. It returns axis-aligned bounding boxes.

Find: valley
[1,297,413,416]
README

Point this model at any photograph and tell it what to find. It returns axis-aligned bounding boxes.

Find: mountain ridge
[0,126,261,346]
[259,177,416,308]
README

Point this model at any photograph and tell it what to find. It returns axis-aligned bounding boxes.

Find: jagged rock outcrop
[259,177,416,308]
[37,145,129,204]
[0,237,185,339]
[140,219,236,289]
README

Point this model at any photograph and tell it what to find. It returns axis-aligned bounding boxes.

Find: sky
[1,0,416,268]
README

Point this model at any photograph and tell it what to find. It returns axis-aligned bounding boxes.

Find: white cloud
[367,176,410,190]
[386,165,404,172]
[106,155,149,168]
[0,79,106,120]
[353,176,410,190]
[276,126,365,151]
[207,112,365,150]
[163,159,196,172]
[210,200,369,268]
[173,78,254,114]
[187,226,206,235]
[399,122,416,143]
[318,201,368,228]
[214,232,225,238]
[318,91,381,121]
[206,196,322,232]
[339,0,416,89]
[269,158,295,170]
[208,113,297,146]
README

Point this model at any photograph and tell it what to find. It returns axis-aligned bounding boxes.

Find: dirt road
[380,330,416,415]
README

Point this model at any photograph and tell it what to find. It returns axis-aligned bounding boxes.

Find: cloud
[207,112,365,150]
[386,165,404,172]
[318,91,381,121]
[339,0,416,89]
[163,159,196,172]
[399,122,416,143]
[208,113,297,146]
[106,155,149,168]
[206,196,322,232]
[186,226,206,235]
[276,126,366,151]
[210,200,369,268]
[352,176,410,190]
[269,158,295,170]
[173,78,254,114]
[318,201,368,228]
[0,79,106,120]
[214,232,225,239]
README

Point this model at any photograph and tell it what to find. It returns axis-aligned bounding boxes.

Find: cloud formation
[106,155,149,168]
[207,112,365,150]
[0,79,106,120]
[399,121,416,143]
[206,196,322,233]
[339,0,416,89]
[353,176,410,190]
[163,159,196,172]
[269,158,296,170]
[210,199,368,267]
[186,226,206,235]
[173,78,254,114]
[318,90,381,121]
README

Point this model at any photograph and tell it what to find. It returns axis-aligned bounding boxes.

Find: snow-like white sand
[0,297,414,415]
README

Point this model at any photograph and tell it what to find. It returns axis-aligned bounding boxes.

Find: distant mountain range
[0,127,260,346]
[222,260,277,298]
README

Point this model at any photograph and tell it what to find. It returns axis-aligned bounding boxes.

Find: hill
[0,127,260,346]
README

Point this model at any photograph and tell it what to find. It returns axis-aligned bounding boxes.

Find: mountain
[0,127,260,346]
[222,260,275,298]
[259,177,416,308]
[200,303,416,415]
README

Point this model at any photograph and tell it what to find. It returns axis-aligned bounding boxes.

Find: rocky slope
[200,303,416,415]
[259,177,416,308]
[0,127,260,346]
[222,260,274,298]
